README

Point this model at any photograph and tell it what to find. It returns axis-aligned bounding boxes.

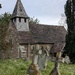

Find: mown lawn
[0,59,75,75]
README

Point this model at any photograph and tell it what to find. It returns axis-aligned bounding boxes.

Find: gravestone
[27,63,40,75]
[49,52,61,75]
[27,45,49,75]
[27,44,40,75]
[37,47,48,70]
[64,54,70,64]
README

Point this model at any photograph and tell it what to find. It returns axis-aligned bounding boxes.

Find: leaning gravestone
[37,47,48,70]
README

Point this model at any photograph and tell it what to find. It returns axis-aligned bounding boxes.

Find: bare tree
[58,14,67,30]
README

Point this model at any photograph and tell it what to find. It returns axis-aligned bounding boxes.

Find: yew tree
[0,13,11,50]
[65,0,75,63]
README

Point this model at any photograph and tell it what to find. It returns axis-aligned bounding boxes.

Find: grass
[0,59,75,75]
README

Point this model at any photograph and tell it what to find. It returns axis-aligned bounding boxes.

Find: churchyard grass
[0,59,75,75]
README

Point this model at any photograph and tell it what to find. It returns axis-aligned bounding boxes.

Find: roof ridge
[30,23,65,27]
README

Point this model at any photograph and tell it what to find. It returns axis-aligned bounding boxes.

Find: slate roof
[50,43,66,52]
[12,0,29,18]
[18,31,35,44]
[18,24,67,44]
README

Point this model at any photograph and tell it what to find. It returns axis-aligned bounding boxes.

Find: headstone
[64,55,70,64]
[26,44,40,75]
[32,44,39,65]
[32,45,48,70]
[27,63,40,75]
[49,52,61,75]
[27,45,49,75]
[37,47,48,70]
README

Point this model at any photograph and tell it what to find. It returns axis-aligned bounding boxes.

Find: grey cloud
[23,0,67,17]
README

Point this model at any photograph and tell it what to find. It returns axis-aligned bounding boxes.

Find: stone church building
[0,0,67,59]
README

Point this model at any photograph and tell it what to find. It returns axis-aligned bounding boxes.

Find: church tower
[11,0,29,31]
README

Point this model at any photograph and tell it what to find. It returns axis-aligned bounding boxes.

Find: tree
[65,0,75,63]
[58,14,67,30]
[0,13,11,50]
[0,4,2,8]
[29,17,39,24]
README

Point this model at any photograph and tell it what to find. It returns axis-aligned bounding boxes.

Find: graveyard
[0,0,75,75]
[0,59,75,75]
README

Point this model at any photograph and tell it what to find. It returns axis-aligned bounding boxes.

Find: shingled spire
[12,0,29,18]
[11,0,29,31]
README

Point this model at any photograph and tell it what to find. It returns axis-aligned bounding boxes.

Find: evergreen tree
[0,4,2,8]
[65,0,75,63]
[0,13,11,50]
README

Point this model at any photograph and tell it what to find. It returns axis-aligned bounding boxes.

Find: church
[1,0,67,59]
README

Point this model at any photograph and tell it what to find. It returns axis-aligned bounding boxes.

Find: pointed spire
[12,0,29,18]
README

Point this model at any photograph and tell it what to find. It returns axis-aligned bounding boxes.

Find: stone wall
[18,44,53,60]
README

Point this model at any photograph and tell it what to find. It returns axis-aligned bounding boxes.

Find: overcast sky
[0,0,67,26]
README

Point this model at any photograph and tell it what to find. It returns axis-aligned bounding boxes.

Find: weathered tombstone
[27,44,40,75]
[27,63,40,75]
[38,47,48,70]
[64,54,70,64]
[49,52,61,75]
